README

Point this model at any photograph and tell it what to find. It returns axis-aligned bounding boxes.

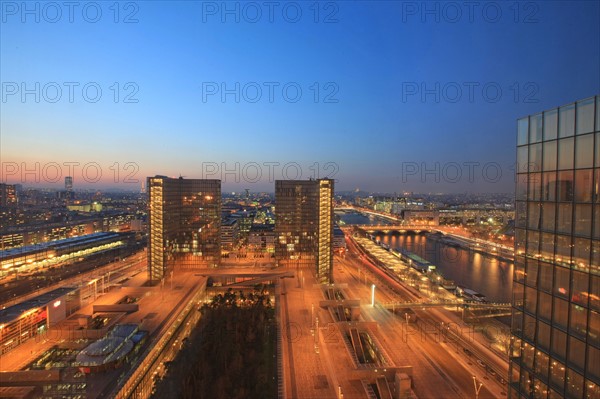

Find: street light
[472,376,483,399]
[371,284,376,307]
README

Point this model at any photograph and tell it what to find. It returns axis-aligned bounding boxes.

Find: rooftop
[0,286,78,325]
[0,232,123,259]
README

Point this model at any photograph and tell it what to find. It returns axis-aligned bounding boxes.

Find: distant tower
[65,176,73,191]
[140,181,146,194]
[245,188,250,206]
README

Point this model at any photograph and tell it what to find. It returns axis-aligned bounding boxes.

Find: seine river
[337,211,513,303]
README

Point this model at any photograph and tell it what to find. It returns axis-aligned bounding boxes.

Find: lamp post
[472,376,483,399]
[371,284,376,307]
[311,303,315,333]
[315,317,319,353]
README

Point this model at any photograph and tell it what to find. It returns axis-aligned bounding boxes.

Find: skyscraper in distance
[510,95,600,398]
[147,176,221,283]
[0,183,17,207]
[65,176,73,191]
[275,179,334,284]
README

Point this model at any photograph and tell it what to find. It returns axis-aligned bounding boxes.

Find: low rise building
[221,218,239,250]
[248,224,275,252]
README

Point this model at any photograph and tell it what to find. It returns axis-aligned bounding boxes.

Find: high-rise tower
[510,96,600,398]
[147,176,221,283]
[275,179,334,284]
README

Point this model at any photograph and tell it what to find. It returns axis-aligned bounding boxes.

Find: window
[527,230,540,253]
[557,171,574,201]
[537,322,551,350]
[558,137,575,170]
[569,303,588,339]
[528,202,541,229]
[575,134,594,168]
[539,261,554,293]
[574,169,593,202]
[526,260,539,287]
[514,281,525,309]
[530,144,543,172]
[535,349,550,379]
[512,309,524,336]
[572,237,590,273]
[576,97,595,135]
[557,204,573,234]
[541,204,555,232]
[543,140,557,171]
[543,172,557,201]
[515,262,525,283]
[589,310,599,347]
[516,201,527,228]
[574,204,592,236]
[549,358,565,389]
[597,96,600,131]
[518,117,529,145]
[559,104,575,138]
[525,286,537,314]
[595,205,600,239]
[516,228,526,255]
[518,146,529,172]
[538,291,552,322]
[588,345,600,380]
[556,234,572,265]
[551,329,567,361]
[571,270,589,306]
[529,173,542,200]
[530,113,543,143]
[545,109,558,140]
[524,314,536,341]
[596,133,600,167]
[554,270,570,301]
[565,369,584,399]
[517,174,528,200]
[510,362,521,384]
[590,275,600,311]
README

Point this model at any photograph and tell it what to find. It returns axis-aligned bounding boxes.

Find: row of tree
[152,285,277,399]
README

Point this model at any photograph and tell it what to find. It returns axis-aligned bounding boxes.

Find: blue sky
[1,1,599,193]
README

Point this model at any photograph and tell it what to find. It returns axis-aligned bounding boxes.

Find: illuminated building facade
[510,96,600,398]
[0,213,138,250]
[0,287,80,355]
[275,179,334,284]
[0,183,17,207]
[147,176,221,283]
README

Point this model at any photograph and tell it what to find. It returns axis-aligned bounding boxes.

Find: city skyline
[2,2,599,193]
[1,2,599,398]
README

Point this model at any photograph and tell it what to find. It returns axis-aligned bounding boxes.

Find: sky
[1,0,599,193]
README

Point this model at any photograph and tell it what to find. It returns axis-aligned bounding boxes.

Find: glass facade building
[147,176,221,283]
[510,96,600,398]
[275,179,334,284]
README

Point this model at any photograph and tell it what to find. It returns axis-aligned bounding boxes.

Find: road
[336,238,509,398]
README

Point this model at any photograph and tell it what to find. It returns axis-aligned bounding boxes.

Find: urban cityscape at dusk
[1,1,599,399]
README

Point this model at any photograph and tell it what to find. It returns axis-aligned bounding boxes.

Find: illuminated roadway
[337,235,509,398]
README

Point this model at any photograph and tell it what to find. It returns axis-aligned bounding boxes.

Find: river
[337,211,514,303]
